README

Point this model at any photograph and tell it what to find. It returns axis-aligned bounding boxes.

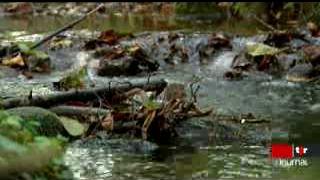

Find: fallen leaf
[98,30,121,45]
[2,53,25,67]
[101,113,114,131]
[104,48,125,60]
[59,116,86,137]
[246,42,280,57]
[128,45,141,54]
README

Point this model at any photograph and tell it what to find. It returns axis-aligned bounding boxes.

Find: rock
[176,117,270,147]
[0,66,20,78]
[309,103,320,113]
[74,134,159,154]
[97,56,142,76]
[231,52,252,71]
[286,63,318,82]
[224,69,244,80]
[7,107,68,137]
[303,45,320,66]
[276,53,299,72]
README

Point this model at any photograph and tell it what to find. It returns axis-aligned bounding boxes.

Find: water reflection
[0,12,261,36]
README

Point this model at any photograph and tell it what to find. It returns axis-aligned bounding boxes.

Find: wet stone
[286,63,317,82]
[0,65,20,78]
[97,57,142,76]
[73,134,159,155]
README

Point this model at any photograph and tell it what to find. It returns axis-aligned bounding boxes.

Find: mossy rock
[7,107,68,137]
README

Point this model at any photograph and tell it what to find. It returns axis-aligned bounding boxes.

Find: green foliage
[17,42,49,60]
[59,66,87,90]
[0,135,27,155]
[17,42,31,53]
[0,110,69,179]
[301,3,320,24]
[0,111,36,144]
[143,98,161,110]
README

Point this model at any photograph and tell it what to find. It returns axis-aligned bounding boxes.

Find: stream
[1,11,320,180]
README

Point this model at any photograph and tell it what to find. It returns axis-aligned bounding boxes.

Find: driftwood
[1,79,167,109]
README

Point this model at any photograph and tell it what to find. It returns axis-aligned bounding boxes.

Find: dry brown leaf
[98,30,120,45]
[101,113,114,131]
[104,48,125,60]
[128,45,140,53]
[2,53,25,67]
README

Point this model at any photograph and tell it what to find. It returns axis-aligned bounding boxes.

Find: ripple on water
[64,137,272,180]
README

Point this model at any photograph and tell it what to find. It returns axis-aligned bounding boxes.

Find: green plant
[58,66,87,90]
[0,110,69,179]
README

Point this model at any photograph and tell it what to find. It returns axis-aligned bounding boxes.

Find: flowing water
[1,11,320,180]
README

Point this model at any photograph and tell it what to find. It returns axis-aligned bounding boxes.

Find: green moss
[58,67,87,90]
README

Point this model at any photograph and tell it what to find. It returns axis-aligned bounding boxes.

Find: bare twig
[30,4,104,50]
[6,4,104,57]
[252,15,278,32]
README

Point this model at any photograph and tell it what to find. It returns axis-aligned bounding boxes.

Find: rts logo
[271,144,309,159]
[295,146,308,157]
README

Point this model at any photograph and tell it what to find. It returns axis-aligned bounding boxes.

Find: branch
[7,4,104,57]
[253,14,278,32]
[1,79,167,109]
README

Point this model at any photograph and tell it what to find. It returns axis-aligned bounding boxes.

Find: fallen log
[50,105,110,118]
[0,79,167,109]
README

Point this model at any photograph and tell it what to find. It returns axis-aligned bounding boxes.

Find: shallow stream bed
[1,11,320,180]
